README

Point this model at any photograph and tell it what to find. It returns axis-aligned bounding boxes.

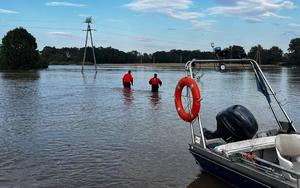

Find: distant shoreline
[98,63,280,68]
[100,63,185,67]
[49,62,281,69]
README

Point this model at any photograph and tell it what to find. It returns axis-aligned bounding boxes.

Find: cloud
[209,0,294,23]
[289,23,300,27]
[190,20,215,31]
[213,0,237,6]
[125,0,213,31]
[261,12,290,19]
[282,23,300,37]
[0,8,18,14]
[125,0,203,20]
[244,17,263,23]
[49,32,77,38]
[126,0,192,11]
[46,2,86,7]
[164,9,203,20]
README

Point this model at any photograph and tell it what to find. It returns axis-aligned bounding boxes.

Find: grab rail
[239,152,300,187]
[185,58,296,149]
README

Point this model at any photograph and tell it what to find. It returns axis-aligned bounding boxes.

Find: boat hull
[191,152,268,188]
[190,144,294,188]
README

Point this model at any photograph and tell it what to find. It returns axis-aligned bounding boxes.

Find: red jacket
[149,77,162,86]
[123,73,133,83]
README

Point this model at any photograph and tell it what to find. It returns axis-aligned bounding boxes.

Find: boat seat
[214,136,276,156]
[275,134,300,181]
[206,138,226,148]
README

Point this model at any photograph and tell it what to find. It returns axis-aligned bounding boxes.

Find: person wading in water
[122,70,133,89]
[149,73,162,92]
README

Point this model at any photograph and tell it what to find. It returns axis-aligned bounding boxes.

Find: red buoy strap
[174,77,201,122]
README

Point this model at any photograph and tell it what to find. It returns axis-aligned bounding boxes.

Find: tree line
[39,46,217,65]
[39,41,300,65]
[1,27,300,70]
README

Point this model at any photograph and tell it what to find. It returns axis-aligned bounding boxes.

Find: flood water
[1,65,300,188]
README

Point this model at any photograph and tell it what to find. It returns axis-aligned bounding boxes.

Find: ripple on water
[0,66,300,187]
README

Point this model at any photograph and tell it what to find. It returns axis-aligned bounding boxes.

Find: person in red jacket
[122,70,133,88]
[149,73,162,92]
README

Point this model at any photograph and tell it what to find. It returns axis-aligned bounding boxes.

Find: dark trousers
[151,85,159,92]
[123,82,131,88]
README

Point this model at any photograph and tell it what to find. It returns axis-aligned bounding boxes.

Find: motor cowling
[204,105,258,143]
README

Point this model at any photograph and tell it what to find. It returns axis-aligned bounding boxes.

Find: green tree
[0,27,41,70]
[248,45,284,64]
[267,46,283,64]
[248,45,261,60]
[288,38,300,65]
[230,45,246,59]
[38,46,215,64]
[248,45,268,64]
[0,44,3,67]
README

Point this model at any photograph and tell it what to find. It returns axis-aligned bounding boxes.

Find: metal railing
[184,58,296,148]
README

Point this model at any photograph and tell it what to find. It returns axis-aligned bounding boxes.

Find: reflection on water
[122,88,134,105]
[0,71,41,133]
[187,173,233,188]
[81,71,98,81]
[0,66,300,187]
[1,71,40,80]
[149,92,161,109]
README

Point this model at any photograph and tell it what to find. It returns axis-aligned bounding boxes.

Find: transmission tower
[82,17,97,72]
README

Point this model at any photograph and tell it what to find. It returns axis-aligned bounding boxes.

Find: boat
[174,58,300,188]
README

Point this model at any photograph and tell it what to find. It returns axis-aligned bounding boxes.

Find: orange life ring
[175,77,201,122]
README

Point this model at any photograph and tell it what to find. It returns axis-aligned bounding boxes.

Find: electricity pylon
[82,17,97,72]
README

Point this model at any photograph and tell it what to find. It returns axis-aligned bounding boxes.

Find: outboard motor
[204,105,258,143]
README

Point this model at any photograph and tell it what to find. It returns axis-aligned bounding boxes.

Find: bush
[0,27,47,70]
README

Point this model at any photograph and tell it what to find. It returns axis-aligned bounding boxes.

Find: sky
[0,0,300,53]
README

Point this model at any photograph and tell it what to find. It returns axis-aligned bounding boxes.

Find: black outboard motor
[204,105,258,143]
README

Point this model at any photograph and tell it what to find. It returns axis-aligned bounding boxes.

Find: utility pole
[82,17,97,72]
[255,45,261,64]
[231,46,233,59]
[180,53,182,63]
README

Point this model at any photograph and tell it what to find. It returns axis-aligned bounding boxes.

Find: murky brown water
[1,65,300,187]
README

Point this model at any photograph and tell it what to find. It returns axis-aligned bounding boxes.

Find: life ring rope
[174,77,201,122]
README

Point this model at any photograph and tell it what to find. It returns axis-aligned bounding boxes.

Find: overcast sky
[0,0,299,53]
